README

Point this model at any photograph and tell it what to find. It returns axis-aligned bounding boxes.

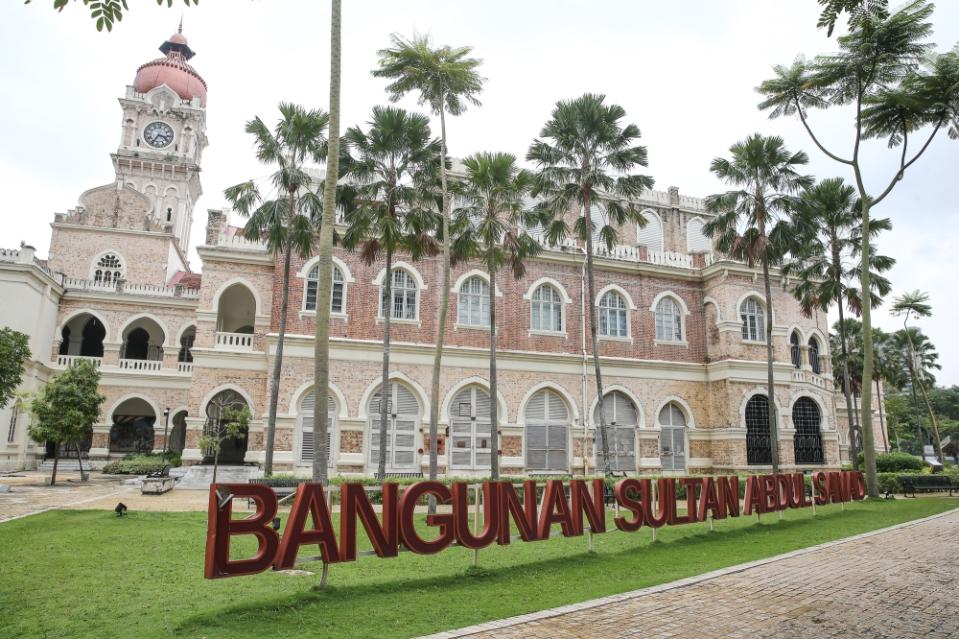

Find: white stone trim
[653,395,697,430]
[372,262,428,290]
[58,308,111,340]
[440,376,510,425]
[739,386,783,430]
[287,380,349,420]
[594,283,637,310]
[650,291,690,315]
[522,277,572,304]
[296,255,354,282]
[356,371,430,421]
[211,277,263,316]
[516,381,580,427]
[200,384,257,420]
[703,296,721,322]
[117,312,172,346]
[107,393,160,420]
[585,384,646,429]
[451,269,503,297]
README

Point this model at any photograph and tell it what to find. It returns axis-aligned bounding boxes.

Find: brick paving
[428,508,959,639]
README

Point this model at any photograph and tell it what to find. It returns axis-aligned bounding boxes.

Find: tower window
[166,208,173,222]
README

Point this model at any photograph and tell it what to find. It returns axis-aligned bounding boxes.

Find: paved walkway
[426,508,959,639]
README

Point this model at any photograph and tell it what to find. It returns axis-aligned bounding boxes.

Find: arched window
[457,276,490,327]
[524,389,569,471]
[448,386,493,469]
[808,337,821,374]
[178,326,196,363]
[203,389,249,464]
[793,397,823,464]
[655,297,683,342]
[305,264,346,314]
[790,331,802,368]
[93,253,123,286]
[745,394,773,465]
[299,390,337,467]
[599,291,629,338]
[740,298,766,342]
[380,269,418,321]
[658,402,687,471]
[594,391,637,471]
[367,383,419,470]
[531,284,563,332]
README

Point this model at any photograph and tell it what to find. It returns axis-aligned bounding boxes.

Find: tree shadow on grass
[175,509,865,639]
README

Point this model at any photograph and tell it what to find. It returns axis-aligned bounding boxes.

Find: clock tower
[113,25,208,253]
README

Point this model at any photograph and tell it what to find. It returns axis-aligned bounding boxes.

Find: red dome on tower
[133,26,207,106]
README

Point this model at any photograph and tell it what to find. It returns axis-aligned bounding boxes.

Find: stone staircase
[38,459,104,471]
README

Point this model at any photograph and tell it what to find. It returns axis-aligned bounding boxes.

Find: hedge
[101,452,181,475]
[857,451,925,472]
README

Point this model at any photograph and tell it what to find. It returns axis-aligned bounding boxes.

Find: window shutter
[687,217,711,252]
[637,211,664,252]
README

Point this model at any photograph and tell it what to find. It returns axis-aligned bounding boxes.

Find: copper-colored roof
[170,271,202,288]
[134,31,206,106]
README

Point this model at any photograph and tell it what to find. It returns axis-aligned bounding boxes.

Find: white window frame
[304,264,347,315]
[448,386,494,470]
[7,404,20,443]
[654,295,685,344]
[379,268,420,322]
[598,291,630,339]
[657,402,688,472]
[456,276,491,328]
[740,297,766,343]
[530,284,564,334]
[91,252,125,286]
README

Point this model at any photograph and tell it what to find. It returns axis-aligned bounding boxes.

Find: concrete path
[424,507,959,639]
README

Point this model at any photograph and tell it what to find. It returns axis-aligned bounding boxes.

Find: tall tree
[891,291,944,462]
[341,106,440,479]
[0,327,30,409]
[527,94,653,475]
[451,152,539,479]
[703,134,812,473]
[757,0,959,497]
[312,0,343,485]
[224,103,329,477]
[28,360,104,486]
[373,34,485,488]
[783,177,894,468]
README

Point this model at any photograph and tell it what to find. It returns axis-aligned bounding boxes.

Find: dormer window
[93,253,123,286]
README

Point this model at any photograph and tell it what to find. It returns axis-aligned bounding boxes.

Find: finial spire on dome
[178,15,183,34]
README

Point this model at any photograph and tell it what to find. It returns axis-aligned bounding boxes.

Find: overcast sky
[2,1,956,384]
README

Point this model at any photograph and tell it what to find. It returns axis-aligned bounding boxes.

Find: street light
[162,407,170,454]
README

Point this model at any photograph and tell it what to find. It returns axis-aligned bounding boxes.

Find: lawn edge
[417,503,959,639]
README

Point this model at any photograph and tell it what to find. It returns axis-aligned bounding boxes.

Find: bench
[384,472,423,479]
[901,475,958,498]
[248,478,300,500]
[141,465,175,495]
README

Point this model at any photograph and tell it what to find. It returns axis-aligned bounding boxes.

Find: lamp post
[162,407,170,454]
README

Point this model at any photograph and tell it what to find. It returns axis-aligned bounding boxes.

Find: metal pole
[651,481,657,542]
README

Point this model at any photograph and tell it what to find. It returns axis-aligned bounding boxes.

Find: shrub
[858,451,925,473]
[101,452,180,475]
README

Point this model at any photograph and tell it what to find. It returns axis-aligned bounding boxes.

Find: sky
[1,0,957,384]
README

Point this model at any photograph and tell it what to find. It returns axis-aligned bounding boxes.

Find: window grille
[745,394,772,464]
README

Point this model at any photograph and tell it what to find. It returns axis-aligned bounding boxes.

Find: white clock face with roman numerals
[144,121,174,148]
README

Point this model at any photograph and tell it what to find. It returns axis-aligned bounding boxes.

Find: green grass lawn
[1,498,954,639]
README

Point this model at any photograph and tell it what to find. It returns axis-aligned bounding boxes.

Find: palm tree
[341,106,440,479]
[311,0,342,485]
[703,134,813,473]
[451,152,539,479]
[871,328,903,453]
[527,94,653,475]
[224,103,328,477]
[372,34,485,487]
[891,291,944,462]
[783,177,894,468]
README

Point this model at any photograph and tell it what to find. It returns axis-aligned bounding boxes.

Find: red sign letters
[204,470,865,579]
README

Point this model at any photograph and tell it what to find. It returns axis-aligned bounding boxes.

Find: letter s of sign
[812,471,828,505]
[204,483,280,579]
[613,478,644,532]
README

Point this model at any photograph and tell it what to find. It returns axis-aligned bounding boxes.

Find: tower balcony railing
[215,331,254,351]
[177,361,194,373]
[117,358,163,372]
[62,276,200,299]
[792,368,833,390]
[55,355,102,368]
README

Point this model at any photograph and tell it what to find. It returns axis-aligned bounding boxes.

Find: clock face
[143,121,174,148]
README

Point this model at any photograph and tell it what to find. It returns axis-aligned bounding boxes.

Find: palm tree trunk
[583,199,610,475]
[212,440,219,484]
[761,259,780,473]
[909,367,924,454]
[76,443,85,480]
[264,227,294,476]
[856,199,879,497]
[875,378,888,453]
[377,246,394,480]
[914,374,944,463]
[428,102,451,493]
[488,259,499,480]
[311,0,341,485]
[51,445,59,486]
[835,300,859,469]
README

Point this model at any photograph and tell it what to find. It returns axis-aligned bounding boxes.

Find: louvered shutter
[368,383,419,470]
[637,211,664,253]
[686,217,712,252]
[525,389,569,471]
[450,388,474,468]
[300,391,335,464]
